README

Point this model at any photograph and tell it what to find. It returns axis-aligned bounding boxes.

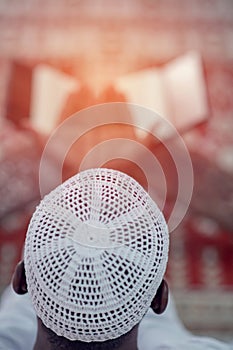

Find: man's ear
[12,260,28,295]
[150,279,169,314]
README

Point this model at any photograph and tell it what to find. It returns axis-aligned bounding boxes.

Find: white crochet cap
[24,168,169,342]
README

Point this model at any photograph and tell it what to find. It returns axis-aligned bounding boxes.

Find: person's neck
[33,319,50,350]
[117,326,139,350]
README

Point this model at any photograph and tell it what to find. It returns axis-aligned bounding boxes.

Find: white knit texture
[24,168,169,342]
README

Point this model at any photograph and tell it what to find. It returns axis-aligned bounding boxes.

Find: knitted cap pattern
[24,168,169,342]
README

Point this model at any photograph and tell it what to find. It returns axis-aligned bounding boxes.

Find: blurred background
[0,0,233,342]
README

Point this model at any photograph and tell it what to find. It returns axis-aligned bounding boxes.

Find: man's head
[13,168,169,349]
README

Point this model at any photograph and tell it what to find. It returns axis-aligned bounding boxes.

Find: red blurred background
[0,0,232,341]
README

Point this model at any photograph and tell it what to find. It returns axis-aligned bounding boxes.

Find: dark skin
[12,261,169,350]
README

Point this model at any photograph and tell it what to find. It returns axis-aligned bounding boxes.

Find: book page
[162,51,209,132]
[114,51,209,138]
[114,68,168,138]
[30,64,78,134]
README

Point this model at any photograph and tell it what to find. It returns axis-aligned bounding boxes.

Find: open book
[30,51,209,137]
